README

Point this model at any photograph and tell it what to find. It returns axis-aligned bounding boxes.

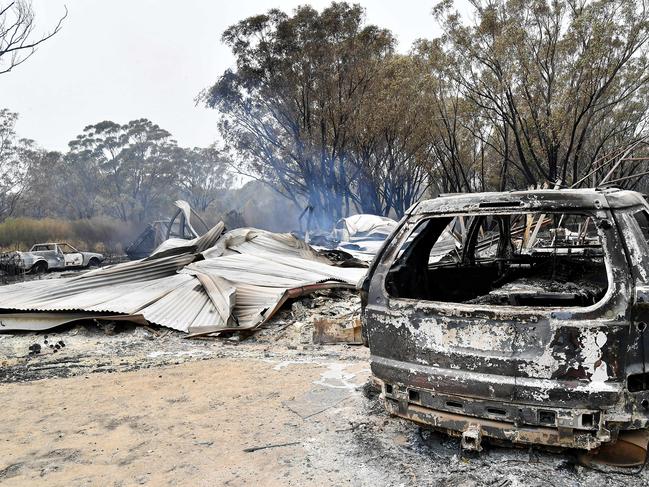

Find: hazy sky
[0,0,445,152]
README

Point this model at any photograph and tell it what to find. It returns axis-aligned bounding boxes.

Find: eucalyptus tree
[0,109,30,220]
[204,2,394,228]
[176,146,233,212]
[68,119,180,223]
[349,54,434,216]
[433,0,649,187]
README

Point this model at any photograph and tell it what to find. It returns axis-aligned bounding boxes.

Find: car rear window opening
[386,212,608,307]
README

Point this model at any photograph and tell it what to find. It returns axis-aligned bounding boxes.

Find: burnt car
[361,188,649,461]
[8,243,104,274]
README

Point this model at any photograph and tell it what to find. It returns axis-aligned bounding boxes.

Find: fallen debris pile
[253,288,362,347]
[0,224,366,335]
[310,214,398,263]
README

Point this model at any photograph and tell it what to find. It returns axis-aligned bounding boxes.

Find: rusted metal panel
[313,316,363,344]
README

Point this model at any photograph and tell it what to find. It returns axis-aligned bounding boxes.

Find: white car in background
[14,243,104,274]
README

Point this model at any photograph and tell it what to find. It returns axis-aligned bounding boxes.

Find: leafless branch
[0,0,67,75]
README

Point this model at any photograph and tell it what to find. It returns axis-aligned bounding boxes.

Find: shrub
[0,217,141,255]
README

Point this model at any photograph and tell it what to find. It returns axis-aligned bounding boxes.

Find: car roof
[412,188,647,215]
[32,243,76,247]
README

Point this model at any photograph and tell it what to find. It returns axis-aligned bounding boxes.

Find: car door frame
[58,243,83,267]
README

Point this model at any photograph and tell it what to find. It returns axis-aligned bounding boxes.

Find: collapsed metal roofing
[0,225,366,335]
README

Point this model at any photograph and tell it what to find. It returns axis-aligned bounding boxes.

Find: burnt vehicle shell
[362,188,649,451]
[10,243,104,273]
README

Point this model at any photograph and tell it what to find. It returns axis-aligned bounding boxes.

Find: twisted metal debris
[0,224,365,335]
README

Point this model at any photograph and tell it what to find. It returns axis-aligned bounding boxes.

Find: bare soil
[0,290,646,486]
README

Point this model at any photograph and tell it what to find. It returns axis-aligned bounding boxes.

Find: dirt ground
[1,290,647,486]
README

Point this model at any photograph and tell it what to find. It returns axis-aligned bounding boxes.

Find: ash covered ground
[0,290,646,486]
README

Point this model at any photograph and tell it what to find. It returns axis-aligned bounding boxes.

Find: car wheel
[87,258,100,269]
[31,261,48,275]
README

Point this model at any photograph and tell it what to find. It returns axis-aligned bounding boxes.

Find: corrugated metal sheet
[202,228,329,262]
[0,224,366,335]
[149,222,225,257]
[0,312,99,331]
[187,253,362,288]
[0,253,196,311]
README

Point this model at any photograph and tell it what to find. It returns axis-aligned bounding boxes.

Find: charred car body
[3,243,104,274]
[362,188,649,457]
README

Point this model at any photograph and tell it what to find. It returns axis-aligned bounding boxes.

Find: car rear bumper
[384,397,606,449]
[372,355,640,450]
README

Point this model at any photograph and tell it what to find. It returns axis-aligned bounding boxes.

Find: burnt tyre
[87,257,101,269]
[30,261,48,275]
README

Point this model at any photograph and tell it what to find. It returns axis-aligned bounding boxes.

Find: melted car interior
[386,212,609,307]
